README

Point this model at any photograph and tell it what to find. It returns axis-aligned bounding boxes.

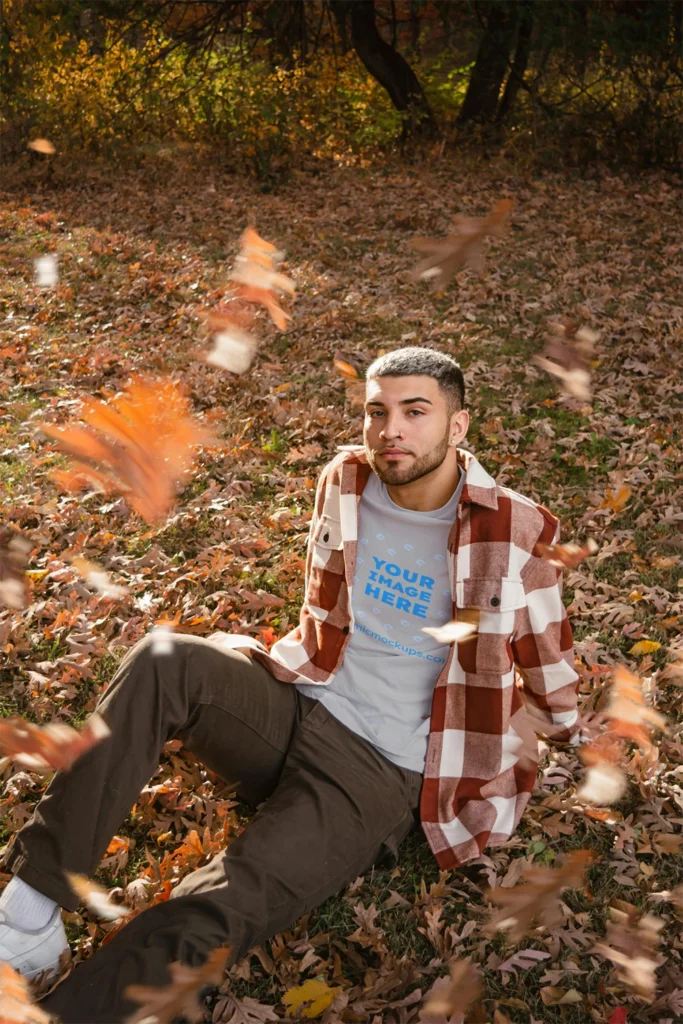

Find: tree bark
[496,2,533,124]
[333,0,439,137]
[458,2,516,124]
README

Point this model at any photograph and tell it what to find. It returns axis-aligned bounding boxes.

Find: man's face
[363,375,458,486]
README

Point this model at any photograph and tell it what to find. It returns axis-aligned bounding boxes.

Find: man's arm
[511,524,580,743]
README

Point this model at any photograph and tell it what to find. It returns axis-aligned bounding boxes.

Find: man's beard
[367,430,450,486]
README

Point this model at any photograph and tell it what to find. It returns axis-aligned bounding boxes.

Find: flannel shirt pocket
[456,576,526,675]
[311,515,343,551]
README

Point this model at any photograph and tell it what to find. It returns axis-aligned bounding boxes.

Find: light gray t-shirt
[296,469,464,773]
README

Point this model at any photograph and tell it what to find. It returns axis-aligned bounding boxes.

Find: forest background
[0,2,682,1023]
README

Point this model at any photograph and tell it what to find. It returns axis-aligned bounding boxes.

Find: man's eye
[408,409,424,416]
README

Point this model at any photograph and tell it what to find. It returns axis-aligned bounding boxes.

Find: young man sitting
[0,347,579,1022]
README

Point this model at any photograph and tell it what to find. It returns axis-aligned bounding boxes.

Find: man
[0,347,579,1022]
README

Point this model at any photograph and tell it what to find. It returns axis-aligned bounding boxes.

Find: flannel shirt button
[343,625,349,634]
[323,531,330,542]
[490,596,500,607]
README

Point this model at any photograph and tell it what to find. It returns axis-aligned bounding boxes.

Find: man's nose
[379,417,402,439]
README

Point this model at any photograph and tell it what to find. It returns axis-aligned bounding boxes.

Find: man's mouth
[378,448,412,460]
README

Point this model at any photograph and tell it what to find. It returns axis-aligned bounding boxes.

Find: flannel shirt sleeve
[511,522,580,743]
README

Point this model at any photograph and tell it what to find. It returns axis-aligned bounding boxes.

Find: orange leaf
[0,962,52,1023]
[39,377,212,524]
[534,538,598,569]
[0,713,110,773]
[599,485,632,513]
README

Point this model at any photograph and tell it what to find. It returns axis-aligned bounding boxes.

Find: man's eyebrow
[365,397,434,407]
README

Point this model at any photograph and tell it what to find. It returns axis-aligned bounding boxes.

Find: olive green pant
[4,635,422,1023]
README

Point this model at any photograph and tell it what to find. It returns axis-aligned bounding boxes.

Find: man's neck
[386,464,462,512]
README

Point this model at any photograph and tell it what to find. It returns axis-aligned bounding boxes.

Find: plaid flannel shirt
[250,446,580,869]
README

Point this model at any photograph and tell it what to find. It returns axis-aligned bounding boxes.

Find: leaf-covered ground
[1,158,682,1023]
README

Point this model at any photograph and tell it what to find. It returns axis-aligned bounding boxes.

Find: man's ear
[449,408,469,444]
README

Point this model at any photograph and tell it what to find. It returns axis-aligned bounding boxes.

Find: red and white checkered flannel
[252,446,580,869]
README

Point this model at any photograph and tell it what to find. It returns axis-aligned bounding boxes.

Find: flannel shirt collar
[335,445,499,510]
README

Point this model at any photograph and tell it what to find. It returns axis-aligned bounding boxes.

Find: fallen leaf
[628,640,661,656]
[282,978,342,1019]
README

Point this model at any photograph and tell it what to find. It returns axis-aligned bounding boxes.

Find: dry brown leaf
[39,377,212,524]
[124,947,230,1024]
[534,537,598,569]
[0,962,52,1024]
[0,530,31,610]
[0,713,110,773]
[533,318,598,401]
[420,959,482,1022]
[484,850,595,941]
[410,198,513,289]
[593,901,664,1002]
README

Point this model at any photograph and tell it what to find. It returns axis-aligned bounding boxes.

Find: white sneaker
[0,905,69,981]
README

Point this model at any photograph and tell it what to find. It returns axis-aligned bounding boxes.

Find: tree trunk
[337,0,438,137]
[265,0,308,67]
[496,3,533,124]
[458,2,516,124]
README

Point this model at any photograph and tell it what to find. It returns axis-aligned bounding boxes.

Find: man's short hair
[365,346,465,412]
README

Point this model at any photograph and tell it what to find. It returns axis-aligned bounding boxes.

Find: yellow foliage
[282,978,342,1019]
[628,640,662,656]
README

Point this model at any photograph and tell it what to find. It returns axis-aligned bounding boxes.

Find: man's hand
[207,632,257,658]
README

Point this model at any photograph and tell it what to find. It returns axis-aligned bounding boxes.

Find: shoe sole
[22,957,63,982]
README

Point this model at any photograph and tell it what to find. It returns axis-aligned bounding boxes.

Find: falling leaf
[205,328,257,374]
[604,666,666,752]
[228,226,294,330]
[71,556,129,599]
[422,619,478,644]
[534,538,598,569]
[0,713,110,773]
[124,947,230,1024]
[0,962,52,1024]
[282,978,342,1019]
[533,318,598,402]
[577,762,628,806]
[410,198,513,290]
[66,873,129,921]
[27,138,55,154]
[0,530,31,610]
[150,623,175,656]
[420,960,482,1021]
[34,255,58,288]
[628,640,661,656]
[39,376,212,524]
[593,902,664,1002]
[484,850,595,942]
